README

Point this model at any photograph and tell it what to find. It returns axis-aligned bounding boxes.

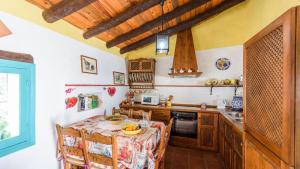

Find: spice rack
[128,58,155,89]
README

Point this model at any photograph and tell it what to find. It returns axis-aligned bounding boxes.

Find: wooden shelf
[154,84,243,87]
[65,84,128,87]
[65,84,243,88]
[168,72,202,78]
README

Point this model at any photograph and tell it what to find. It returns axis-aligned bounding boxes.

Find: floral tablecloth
[64,115,166,169]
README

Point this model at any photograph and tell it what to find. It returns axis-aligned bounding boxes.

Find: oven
[171,112,198,138]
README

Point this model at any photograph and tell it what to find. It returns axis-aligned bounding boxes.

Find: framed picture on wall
[113,71,125,85]
[81,55,98,74]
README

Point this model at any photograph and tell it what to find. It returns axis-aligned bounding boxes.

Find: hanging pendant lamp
[156,0,169,54]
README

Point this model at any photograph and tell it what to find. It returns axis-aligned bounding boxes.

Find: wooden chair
[56,124,86,169]
[131,109,152,120]
[112,107,132,117]
[80,129,118,169]
[154,118,174,169]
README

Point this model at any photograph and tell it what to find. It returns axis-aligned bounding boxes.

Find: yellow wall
[127,0,300,59]
[0,0,122,57]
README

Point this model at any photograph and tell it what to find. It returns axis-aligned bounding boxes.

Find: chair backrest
[131,109,152,120]
[155,118,174,169]
[80,129,118,169]
[112,107,132,117]
[165,118,173,144]
[56,124,84,160]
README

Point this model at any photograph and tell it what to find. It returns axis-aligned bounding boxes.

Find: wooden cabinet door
[140,60,154,72]
[244,7,296,165]
[128,60,140,72]
[244,134,291,169]
[151,109,170,124]
[219,115,225,159]
[224,139,233,169]
[198,113,218,151]
[233,130,243,169]
[219,131,225,160]
[233,152,243,169]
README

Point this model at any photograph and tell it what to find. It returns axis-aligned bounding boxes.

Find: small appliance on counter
[141,94,160,105]
[232,96,243,112]
[217,97,228,109]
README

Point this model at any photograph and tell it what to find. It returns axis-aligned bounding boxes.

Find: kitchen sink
[224,112,244,123]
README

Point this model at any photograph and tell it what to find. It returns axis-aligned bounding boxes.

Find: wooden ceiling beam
[120,0,245,54]
[42,0,97,23]
[83,0,163,39]
[106,0,210,48]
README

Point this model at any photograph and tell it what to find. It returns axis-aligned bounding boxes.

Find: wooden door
[244,134,291,169]
[244,7,296,165]
[198,112,218,151]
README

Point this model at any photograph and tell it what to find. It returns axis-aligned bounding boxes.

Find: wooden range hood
[169,28,202,78]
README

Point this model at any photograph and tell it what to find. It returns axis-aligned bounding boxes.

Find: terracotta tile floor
[164,146,225,169]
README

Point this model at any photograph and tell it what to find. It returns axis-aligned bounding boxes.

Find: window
[0,59,35,157]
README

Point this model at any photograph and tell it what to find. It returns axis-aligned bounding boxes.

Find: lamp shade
[156,34,169,54]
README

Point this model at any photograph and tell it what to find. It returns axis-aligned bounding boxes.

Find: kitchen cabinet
[198,112,219,151]
[244,133,291,169]
[128,58,155,89]
[244,6,300,167]
[128,58,155,72]
[219,115,243,169]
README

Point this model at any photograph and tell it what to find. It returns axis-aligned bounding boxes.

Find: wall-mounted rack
[128,58,155,89]
[65,84,243,95]
[65,84,128,87]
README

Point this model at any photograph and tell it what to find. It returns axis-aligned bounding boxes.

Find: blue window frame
[0,59,35,157]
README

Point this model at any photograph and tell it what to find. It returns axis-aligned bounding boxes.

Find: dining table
[61,115,166,169]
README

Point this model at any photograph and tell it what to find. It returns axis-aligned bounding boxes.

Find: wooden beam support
[120,0,245,54]
[42,0,97,23]
[107,0,209,48]
[0,50,33,63]
[83,0,162,39]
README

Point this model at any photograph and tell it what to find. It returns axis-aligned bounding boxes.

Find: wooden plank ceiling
[26,0,244,54]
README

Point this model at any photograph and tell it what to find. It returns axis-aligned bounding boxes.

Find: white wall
[153,45,243,105]
[0,12,127,169]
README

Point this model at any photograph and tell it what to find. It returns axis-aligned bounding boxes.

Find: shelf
[168,72,202,78]
[65,84,128,87]
[154,84,242,87]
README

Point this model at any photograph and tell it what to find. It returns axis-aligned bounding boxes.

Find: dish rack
[128,58,155,89]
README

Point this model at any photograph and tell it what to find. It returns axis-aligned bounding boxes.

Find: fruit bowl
[121,123,142,135]
[105,115,125,125]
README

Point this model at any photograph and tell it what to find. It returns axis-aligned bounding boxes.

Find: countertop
[121,103,219,113]
[120,103,244,133]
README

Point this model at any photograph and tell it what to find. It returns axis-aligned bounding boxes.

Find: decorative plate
[216,58,231,70]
